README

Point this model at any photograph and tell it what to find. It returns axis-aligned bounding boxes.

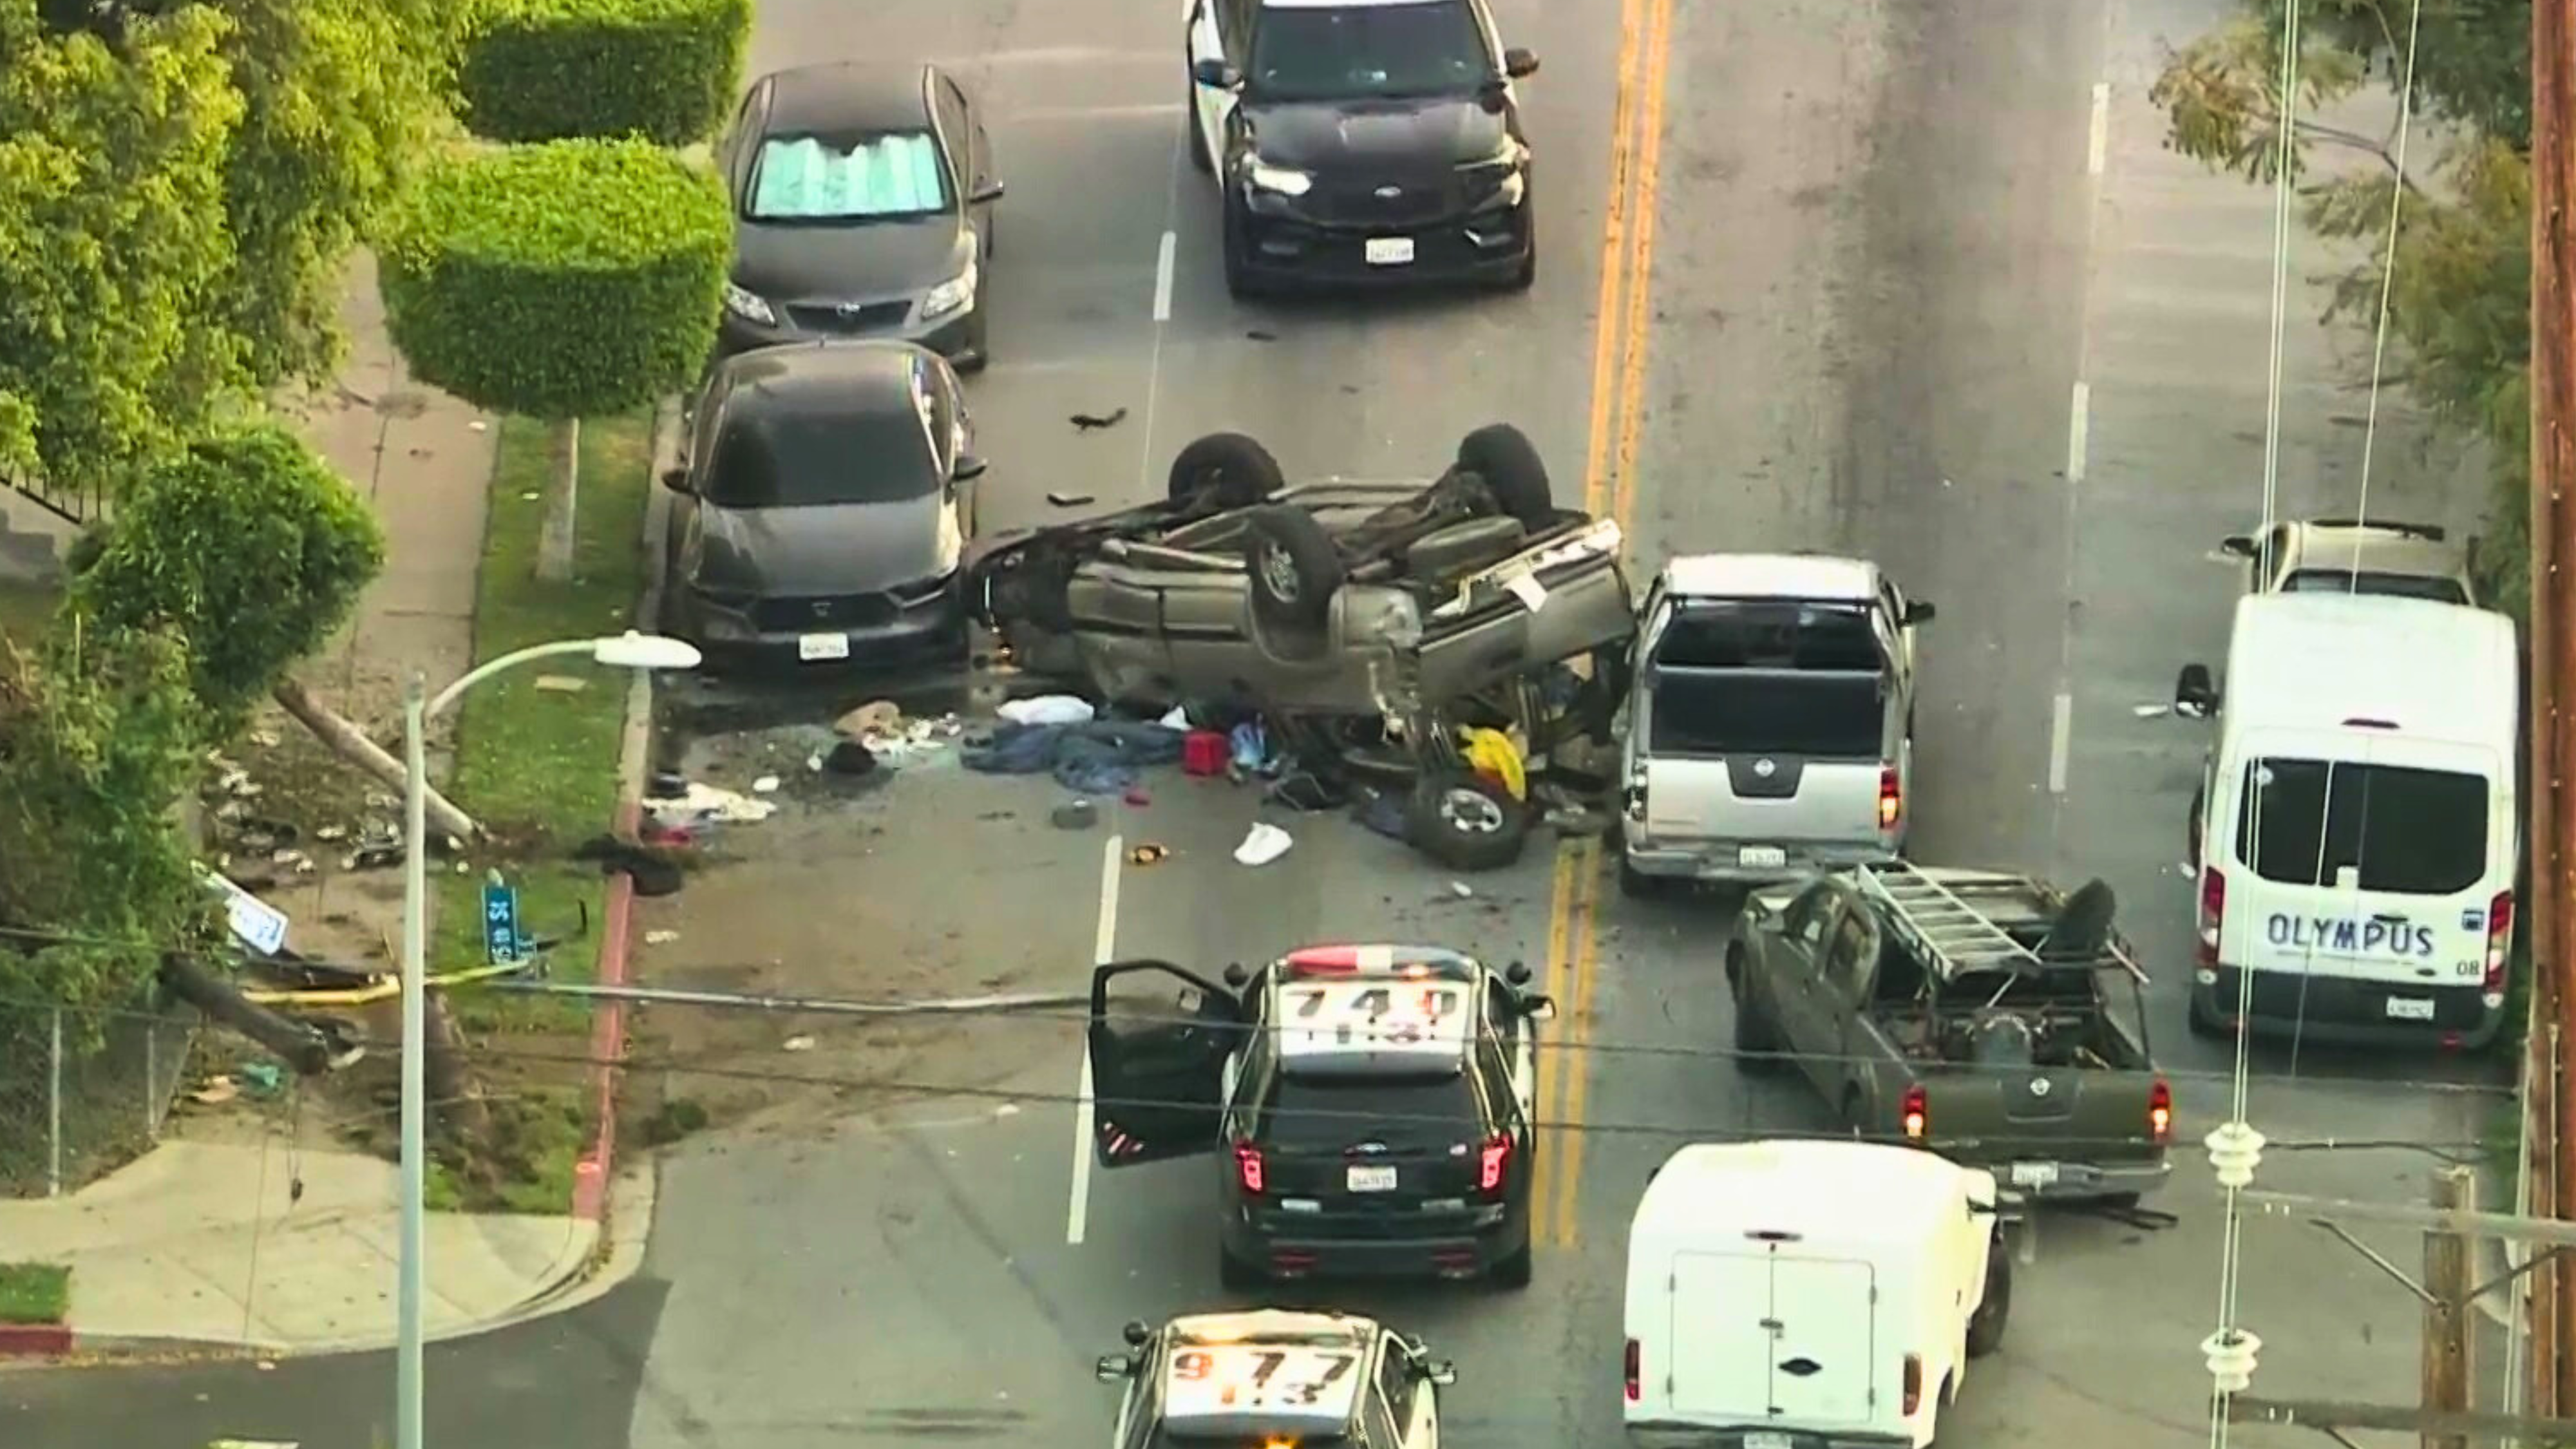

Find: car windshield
[2281,568,2469,605]
[1262,1073,1477,1151]
[1248,0,1490,104]
[2233,757,2490,895]
[1647,669,1885,759]
[746,130,949,222]
[706,405,939,509]
[1653,601,1882,669]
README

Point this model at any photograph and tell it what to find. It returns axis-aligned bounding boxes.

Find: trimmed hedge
[67,422,387,729]
[377,138,730,419]
[458,0,751,147]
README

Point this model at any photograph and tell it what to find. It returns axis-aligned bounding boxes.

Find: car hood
[696,493,960,598]
[730,216,969,301]
[1242,95,1512,173]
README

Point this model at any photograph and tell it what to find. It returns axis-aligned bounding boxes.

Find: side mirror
[1502,48,1539,79]
[1505,960,1532,986]
[1222,963,1249,988]
[2218,534,2257,559]
[1096,1354,1135,1382]
[661,466,693,495]
[1191,57,1242,89]
[1122,1320,1151,1347]
[2174,663,2218,719]
[952,454,989,483]
[1901,600,1936,625]
[969,180,1006,205]
[1424,1359,1459,1388]
[1522,994,1557,1021]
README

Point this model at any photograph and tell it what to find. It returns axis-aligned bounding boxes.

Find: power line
[0,982,2523,1098]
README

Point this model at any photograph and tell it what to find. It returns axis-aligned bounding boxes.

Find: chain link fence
[0,999,200,1198]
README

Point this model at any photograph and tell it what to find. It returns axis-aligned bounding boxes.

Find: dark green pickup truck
[1723,862,2174,1203]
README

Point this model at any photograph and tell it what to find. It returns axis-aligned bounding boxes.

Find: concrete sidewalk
[0,1141,643,1357]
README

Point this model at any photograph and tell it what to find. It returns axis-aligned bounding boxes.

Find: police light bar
[1280,944,1479,981]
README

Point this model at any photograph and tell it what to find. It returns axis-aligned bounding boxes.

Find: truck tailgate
[1922,1067,2166,1192]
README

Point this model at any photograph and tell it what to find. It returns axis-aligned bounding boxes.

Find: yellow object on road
[1460,726,1527,802]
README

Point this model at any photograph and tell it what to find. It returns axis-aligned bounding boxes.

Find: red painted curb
[0,1323,72,1359]
[571,791,643,1224]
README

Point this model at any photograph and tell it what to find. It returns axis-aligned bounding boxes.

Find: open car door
[1088,959,1244,1167]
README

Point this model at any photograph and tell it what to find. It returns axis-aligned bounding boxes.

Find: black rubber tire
[1454,422,1553,527]
[1491,1242,1533,1290]
[1222,204,1262,300]
[1168,431,1285,507]
[1405,768,1529,873]
[1500,211,1535,292]
[1732,983,1784,1074]
[1965,1249,2011,1358]
[1186,82,1213,174]
[2187,993,2227,1039]
[1218,1242,1263,1292]
[1245,505,1343,632]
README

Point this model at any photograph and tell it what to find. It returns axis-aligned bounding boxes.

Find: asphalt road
[17,0,2521,1445]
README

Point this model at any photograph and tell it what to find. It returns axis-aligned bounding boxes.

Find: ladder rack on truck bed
[1852,862,2150,986]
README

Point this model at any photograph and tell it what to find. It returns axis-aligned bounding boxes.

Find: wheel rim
[1441,787,1504,835]
[1258,541,1302,601]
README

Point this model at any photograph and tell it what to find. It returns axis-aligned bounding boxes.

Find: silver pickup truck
[1616,553,1933,896]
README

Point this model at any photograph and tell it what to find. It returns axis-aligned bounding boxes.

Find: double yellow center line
[1528,0,1678,1253]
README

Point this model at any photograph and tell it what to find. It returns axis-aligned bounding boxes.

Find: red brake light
[1901,1353,1922,1415]
[1479,1133,1512,1194]
[1877,764,1901,831]
[2196,868,2226,969]
[1234,1143,1265,1195]
[2484,891,2515,996]
[2148,1078,2173,1142]
[1900,1085,1927,1142]
[1624,1338,1641,1402]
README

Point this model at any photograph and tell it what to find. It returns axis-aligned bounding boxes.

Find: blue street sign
[483,882,524,967]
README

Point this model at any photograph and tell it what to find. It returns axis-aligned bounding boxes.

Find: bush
[65,422,386,730]
[377,138,730,419]
[457,0,751,147]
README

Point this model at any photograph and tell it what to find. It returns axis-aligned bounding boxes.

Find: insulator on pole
[2203,1327,2261,1394]
[2206,1121,2267,1189]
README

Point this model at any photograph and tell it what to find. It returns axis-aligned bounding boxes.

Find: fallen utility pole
[488,978,1090,1019]
[2424,1168,2474,1449]
[2539,0,2576,1413]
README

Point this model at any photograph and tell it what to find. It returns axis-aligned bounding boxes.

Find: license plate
[798,632,851,662]
[1364,236,1414,267]
[2385,996,2436,1021]
[1347,1164,1397,1193]
[1738,846,1788,869]
[1745,1434,1794,1449]
[2010,1162,2060,1189]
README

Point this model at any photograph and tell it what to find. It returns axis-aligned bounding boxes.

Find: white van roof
[1633,1139,1986,1248]
[2217,593,2517,752]
[1660,553,1877,601]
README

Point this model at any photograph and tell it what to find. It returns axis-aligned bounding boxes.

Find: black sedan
[712,62,1005,369]
[658,341,987,669]
[1185,0,1539,296]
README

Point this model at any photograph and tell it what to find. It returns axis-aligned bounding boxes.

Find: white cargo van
[2172,593,2520,1049]
[1622,1139,2007,1449]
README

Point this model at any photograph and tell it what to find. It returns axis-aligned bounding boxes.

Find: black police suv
[1181,0,1540,296]
[1084,943,1555,1288]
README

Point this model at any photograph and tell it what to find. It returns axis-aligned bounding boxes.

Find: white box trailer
[1622,1140,2009,1449]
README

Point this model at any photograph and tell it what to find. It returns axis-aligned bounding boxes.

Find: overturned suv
[965,425,1634,866]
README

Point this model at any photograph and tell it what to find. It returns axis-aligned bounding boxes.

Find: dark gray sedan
[713,61,1005,369]
[659,341,987,669]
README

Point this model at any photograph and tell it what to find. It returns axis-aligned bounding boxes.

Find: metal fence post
[145,1019,158,1139]
[46,1007,63,1199]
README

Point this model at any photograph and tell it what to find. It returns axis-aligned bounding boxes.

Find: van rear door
[2226,730,2502,991]
[1668,1249,1877,1429]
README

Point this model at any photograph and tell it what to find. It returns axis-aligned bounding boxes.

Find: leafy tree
[0,0,247,499]
[0,625,214,1030]
[2150,0,2533,615]
[377,138,728,580]
[202,0,465,388]
[459,0,750,147]
[64,422,388,733]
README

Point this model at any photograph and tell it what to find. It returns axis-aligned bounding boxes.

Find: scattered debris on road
[1069,407,1128,431]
